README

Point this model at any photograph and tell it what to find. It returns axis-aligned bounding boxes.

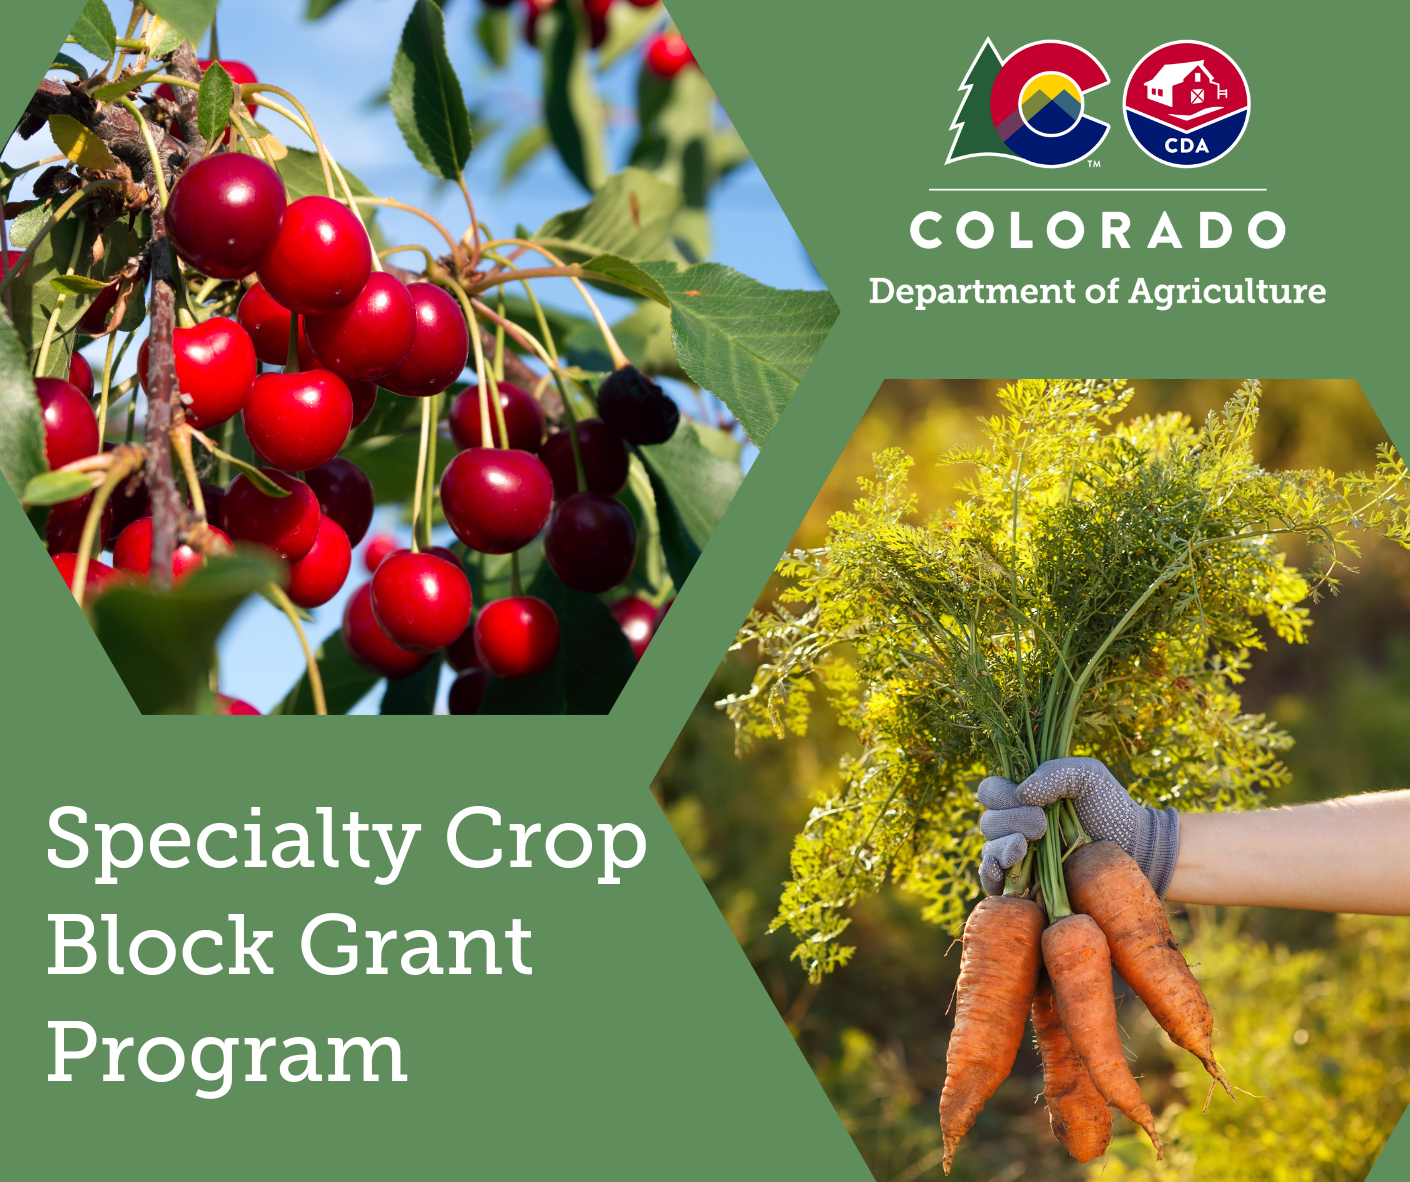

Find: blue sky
[10,0,823,713]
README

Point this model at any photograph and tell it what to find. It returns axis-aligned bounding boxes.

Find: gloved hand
[977,756,1181,898]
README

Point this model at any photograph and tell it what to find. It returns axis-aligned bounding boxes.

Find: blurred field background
[653,379,1410,1182]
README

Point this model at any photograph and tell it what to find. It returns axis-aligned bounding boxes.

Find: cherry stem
[445,281,496,449]
[34,216,87,377]
[112,96,168,208]
[352,196,461,264]
[218,418,233,486]
[409,395,432,553]
[171,426,206,521]
[510,549,522,598]
[456,173,481,268]
[379,244,436,274]
[422,392,438,550]
[97,329,118,441]
[268,581,327,715]
[284,313,301,373]
[512,278,587,494]
[494,289,506,384]
[0,181,122,302]
[246,87,334,198]
[225,102,279,176]
[70,450,142,608]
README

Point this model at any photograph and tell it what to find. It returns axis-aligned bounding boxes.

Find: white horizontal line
[927,188,1269,192]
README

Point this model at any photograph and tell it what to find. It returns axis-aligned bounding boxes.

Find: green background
[4,1,1410,1178]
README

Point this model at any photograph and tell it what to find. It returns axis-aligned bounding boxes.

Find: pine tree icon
[947,39,1013,162]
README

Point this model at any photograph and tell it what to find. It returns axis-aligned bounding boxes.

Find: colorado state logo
[1124,41,1250,166]
[947,39,1110,168]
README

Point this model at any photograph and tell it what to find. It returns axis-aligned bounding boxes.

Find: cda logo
[1124,41,1251,166]
[947,39,1110,168]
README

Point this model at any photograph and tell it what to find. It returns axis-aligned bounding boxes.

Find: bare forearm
[1165,791,1410,914]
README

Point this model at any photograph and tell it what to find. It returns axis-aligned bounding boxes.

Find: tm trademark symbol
[1087,159,1101,168]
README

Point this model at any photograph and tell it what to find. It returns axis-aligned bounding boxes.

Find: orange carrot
[1032,970,1112,1162]
[1042,913,1162,1158]
[939,895,1044,1175]
[1066,841,1231,1097]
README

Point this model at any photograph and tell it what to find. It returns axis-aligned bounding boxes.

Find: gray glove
[977,757,1181,898]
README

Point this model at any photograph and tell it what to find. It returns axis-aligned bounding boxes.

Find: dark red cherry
[541,418,628,497]
[256,195,372,315]
[544,492,637,592]
[302,456,375,546]
[194,482,225,526]
[138,317,258,429]
[597,364,679,444]
[439,448,553,554]
[46,493,112,553]
[113,517,232,585]
[474,596,560,679]
[610,595,657,659]
[304,272,416,382]
[221,470,321,561]
[78,282,119,334]
[445,623,482,673]
[243,369,353,471]
[103,443,150,534]
[215,693,261,715]
[166,154,287,279]
[379,283,468,398]
[448,381,545,452]
[342,582,431,679]
[370,549,473,653]
[447,668,488,714]
[363,532,398,572]
[52,552,123,597]
[348,379,378,428]
[35,377,99,469]
[286,516,351,608]
[645,32,694,78]
[68,352,94,399]
[236,282,319,368]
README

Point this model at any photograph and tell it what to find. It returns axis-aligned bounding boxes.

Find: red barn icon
[1141,60,1229,120]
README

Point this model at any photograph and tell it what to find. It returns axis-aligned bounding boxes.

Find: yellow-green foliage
[1097,913,1410,1182]
[723,380,1410,979]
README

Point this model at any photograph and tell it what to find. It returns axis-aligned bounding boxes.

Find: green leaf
[580,253,670,307]
[143,16,186,58]
[89,552,282,715]
[274,629,380,715]
[638,261,840,445]
[196,60,234,144]
[202,445,291,497]
[23,469,91,506]
[69,0,116,58]
[479,564,637,715]
[9,201,53,249]
[543,5,606,192]
[140,0,218,47]
[597,1,660,69]
[501,123,550,185]
[49,274,109,296]
[90,67,166,102]
[341,424,450,505]
[391,0,474,182]
[51,53,89,81]
[477,7,512,70]
[49,114,118,171]
[0,309,48,503]
[637,419,743,586]
[381,654,442,714]
[304,0,351,17]
[9,211,88,378]
[533,168,682,264]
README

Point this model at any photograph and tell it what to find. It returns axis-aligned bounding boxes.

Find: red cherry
[584,0,612,15]
[610,595,657,659]
[445,623,482,673]
[52,552,123,597]
[474,596,560,679]
[1,248,29,278]
[68,352,94,399]
[426,544,463,570]
[35,377,99,470]
[440,448,554,554]
[286,516,352,608]
[624,0,657,6]
[304,272,416,382]
[541,418,628,497]
[113,517,231,585]
[447,668,488,714]
[448,382,545,452]
[46,494,112,553]
[342,582,432,679]
[379,283,468,398]
[645,33,694,77]
[138,317,258,429]
[654,596,673,629]
[543,492,637,592]
[221,469,321,561]
[363,531,399,572]
[166,154,287,279]
[236,282,319,368]
[243,369,353,471]
[215,693,261,715]
[78,283,119,334]
[303,456,375,546]
[256,195,372,315]
[348,379,378,428]
[370,549,473,653]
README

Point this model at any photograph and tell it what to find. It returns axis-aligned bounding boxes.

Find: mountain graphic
[1022,88,1081,134]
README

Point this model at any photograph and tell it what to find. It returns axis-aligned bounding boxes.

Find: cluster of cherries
[487,0,695,75]
[42,132,679,712]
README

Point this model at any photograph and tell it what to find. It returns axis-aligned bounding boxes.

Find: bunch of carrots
[941,816,1228,1171]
